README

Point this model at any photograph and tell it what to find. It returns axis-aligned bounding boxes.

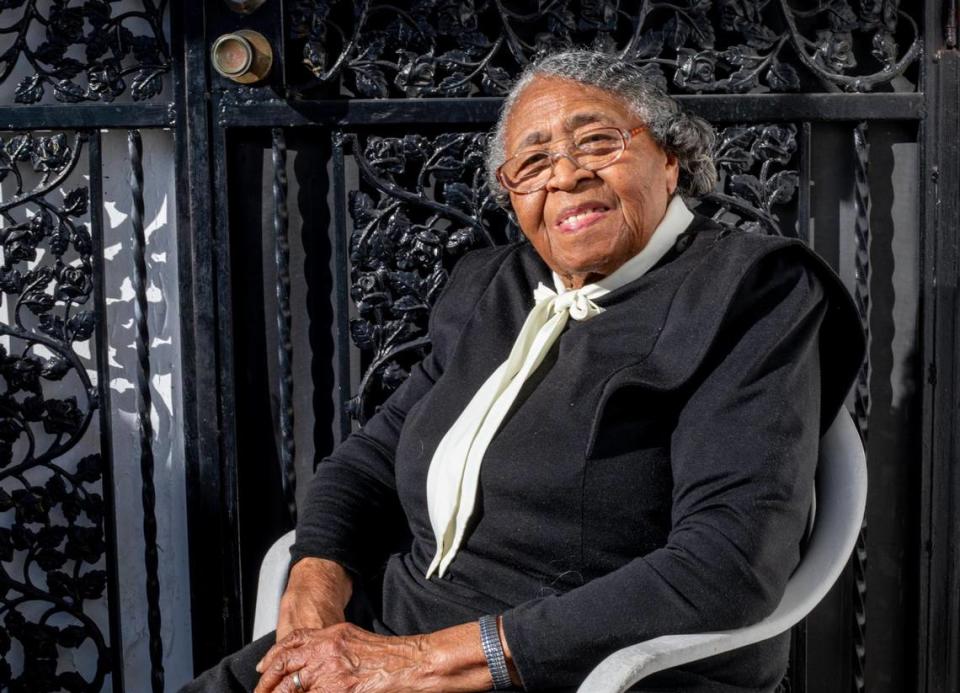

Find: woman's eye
[577,133,618,149]
[516,152,550,175]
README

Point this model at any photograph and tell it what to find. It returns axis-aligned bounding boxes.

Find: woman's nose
[545,154,595,191]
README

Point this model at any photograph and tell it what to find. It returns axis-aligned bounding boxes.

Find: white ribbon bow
[425,282,606,578]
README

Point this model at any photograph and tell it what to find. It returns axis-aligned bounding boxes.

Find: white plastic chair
[253,528,297,641]
[253,409,867,691]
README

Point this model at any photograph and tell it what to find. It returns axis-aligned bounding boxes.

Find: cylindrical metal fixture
[211,30,273,83]
[223,0,267,13]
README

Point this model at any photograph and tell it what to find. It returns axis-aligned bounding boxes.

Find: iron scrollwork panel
[343,129,516,423]
[287,0,920,98]
[0,0,171,104]
[702,121,801,235]
[0,131,115,691]
[342,121,800,419]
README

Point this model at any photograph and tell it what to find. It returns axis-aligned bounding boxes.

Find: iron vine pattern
[344,130,516,423]
[0,132,112,691]
[288,0,920,98]
[1,0,171,104]
[344,121,799,421]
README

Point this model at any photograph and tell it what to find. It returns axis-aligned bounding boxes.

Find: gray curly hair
[486,50,717,204]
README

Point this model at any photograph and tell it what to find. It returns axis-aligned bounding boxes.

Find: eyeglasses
[496,126,645,194]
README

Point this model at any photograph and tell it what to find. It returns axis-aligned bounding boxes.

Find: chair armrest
[252,529,296,641]
[577,410,866,693]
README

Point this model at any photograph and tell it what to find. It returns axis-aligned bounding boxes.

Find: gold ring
[292,670,304,692]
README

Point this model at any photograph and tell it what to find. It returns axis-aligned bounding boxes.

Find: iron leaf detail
[0,0,170,103]
[344,131,514,423]
[285,0,919,97]
[701,123,801,234]
[0,131,110,691]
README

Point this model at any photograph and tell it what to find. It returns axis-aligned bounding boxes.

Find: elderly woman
[183,50,863,693]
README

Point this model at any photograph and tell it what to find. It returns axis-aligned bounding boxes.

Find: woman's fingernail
[255,660,263,673]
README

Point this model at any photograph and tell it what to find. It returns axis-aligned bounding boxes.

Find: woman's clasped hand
[253,624,430,693]
[254,620,498,693]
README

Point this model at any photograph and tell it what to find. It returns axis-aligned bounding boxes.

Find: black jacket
[291,215,865,692]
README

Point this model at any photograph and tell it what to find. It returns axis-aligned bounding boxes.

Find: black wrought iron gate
[1,1,958,691]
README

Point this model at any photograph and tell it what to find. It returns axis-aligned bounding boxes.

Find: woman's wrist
[417,618,520,692]
[419,621,505,691]
[287,556,353,608]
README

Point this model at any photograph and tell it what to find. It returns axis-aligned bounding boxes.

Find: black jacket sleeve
[500,250,850,690]
[289,247,506,575]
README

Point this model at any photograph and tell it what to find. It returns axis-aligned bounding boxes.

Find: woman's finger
[254,657,301,693]
[256,629,310,675]
[255,636,313,692]
[267,668,312,693]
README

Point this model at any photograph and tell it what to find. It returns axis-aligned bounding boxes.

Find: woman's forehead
[504,78,634,149]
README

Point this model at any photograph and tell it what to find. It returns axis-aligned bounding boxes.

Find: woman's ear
[665,152,680,196]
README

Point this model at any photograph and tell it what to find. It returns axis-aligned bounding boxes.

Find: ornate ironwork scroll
[851,120,871,693]
[127,129,164,693]
[0,131,113,691]
[1,0,171,104]
[703,122,800,236]
[272,128,297,523]
[344,130,515,422]
[287,0,920,98]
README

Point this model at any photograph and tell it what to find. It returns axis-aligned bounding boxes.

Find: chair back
[252,529,296,641]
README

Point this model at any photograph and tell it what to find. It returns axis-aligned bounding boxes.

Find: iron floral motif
[287,0,919,98]
[705,122,800,235]
[345,131,514,422]
[0,132,111,691]
[2,0,171,104]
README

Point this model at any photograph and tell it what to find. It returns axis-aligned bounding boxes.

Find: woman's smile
[554,202,612,233]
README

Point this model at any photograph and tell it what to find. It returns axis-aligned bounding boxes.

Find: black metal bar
[331,130,352,445]
[215,93,926,127]
[89,128,126,693]
[851,121,871,693]
[919,0,960,685]
[212,121,246,645]
[172,0,246,670]
[128,129,165,693]
[272,127,297,523]
[853,123,873,440]
[0,105,174,130]
[917,38,933,693]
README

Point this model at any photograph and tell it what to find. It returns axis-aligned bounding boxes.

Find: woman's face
[503,77,680,289]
